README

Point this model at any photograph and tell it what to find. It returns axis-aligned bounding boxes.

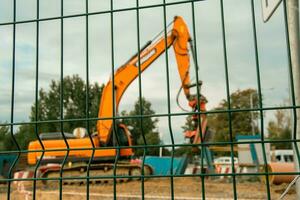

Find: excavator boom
[97,16,192,144]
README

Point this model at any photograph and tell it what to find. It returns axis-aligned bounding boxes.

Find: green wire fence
[0,0,300,199]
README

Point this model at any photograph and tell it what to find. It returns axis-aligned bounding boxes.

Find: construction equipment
[0,154,17,180]
[27,16,208,184]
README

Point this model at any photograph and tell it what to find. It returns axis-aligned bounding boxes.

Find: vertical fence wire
[84,0,96,199]
[109,1,121,200]
[32,0,45,199]
[7,0,20,199]
[190,2,206,199]
[162,1,175,198]
[219,1,238,198]
[250,0,271,198]
[135,1,147,199]
[58,1,71,199]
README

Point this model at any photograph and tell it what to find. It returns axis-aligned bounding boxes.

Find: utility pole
[286,0,300,198]
[261,0,300,197]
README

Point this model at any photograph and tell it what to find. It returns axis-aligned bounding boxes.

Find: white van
[271,150,294,163]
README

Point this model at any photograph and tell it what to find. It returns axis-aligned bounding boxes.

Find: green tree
[268,108,292,149]
[14,125,38,150]
[30,74,103,133]
[136,132,161,156]
[208,88,259,142]
[120,97,161,156]
[14,75,103,150]
[173,146,193,156]
[181,115,194,132]
[0,125,28,151]
[0,125,14,150]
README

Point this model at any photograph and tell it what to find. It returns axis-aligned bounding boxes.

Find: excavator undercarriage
[39,161,152,187]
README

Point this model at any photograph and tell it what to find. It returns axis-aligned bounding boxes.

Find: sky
[0,0,295,144]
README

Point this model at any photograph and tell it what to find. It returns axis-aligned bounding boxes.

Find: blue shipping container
[144,156,188,175]
[0,154,17,178]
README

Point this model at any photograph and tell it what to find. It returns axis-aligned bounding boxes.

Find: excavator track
[41,162,152,187]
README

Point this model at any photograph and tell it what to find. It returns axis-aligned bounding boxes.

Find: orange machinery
[27,16,208,178]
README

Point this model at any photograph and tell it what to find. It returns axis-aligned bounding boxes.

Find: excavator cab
[106,123,132,148]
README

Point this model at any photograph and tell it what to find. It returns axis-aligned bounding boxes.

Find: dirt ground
[0,177,296,200]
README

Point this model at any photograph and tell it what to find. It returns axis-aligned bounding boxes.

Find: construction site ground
[0,177,296,200]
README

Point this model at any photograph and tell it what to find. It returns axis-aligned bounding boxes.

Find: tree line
[181,88,292,150]
[0,75,164,156]
[0,75,292,155]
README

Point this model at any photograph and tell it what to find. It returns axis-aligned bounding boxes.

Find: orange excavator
[27,16,208,183]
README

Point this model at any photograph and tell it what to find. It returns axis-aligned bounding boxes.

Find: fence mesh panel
[0,0,299,199]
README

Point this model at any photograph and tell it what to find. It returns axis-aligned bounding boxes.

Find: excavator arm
[97,16,193,144]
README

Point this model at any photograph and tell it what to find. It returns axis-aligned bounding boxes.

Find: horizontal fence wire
[0,0,299,200]
[2,105,300,128]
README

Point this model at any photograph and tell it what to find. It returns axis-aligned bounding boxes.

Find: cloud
[0,0,294,144]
